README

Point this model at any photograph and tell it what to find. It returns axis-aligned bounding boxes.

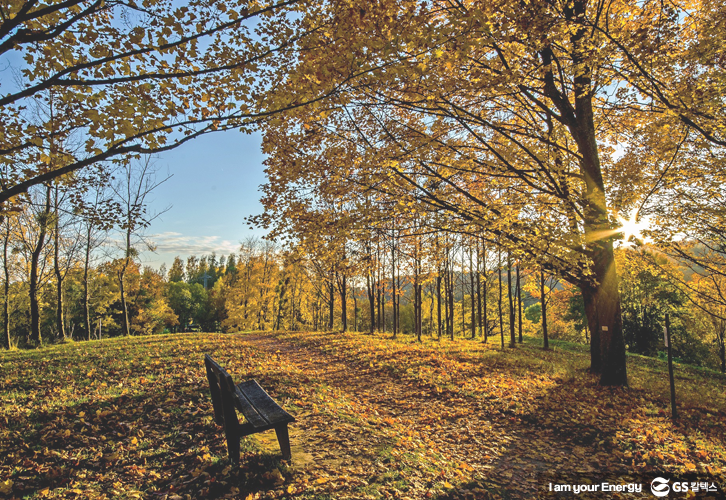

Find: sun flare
[616,210,650,244]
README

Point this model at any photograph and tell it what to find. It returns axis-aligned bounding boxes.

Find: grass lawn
[1,331,724,499]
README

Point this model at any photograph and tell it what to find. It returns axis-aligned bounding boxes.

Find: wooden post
[665,313,677,420]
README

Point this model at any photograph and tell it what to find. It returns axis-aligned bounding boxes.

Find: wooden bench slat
[231,385,270,429]
[204,354,229,378]
[237,380,296,427]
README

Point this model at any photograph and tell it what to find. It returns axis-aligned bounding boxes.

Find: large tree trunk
[581,247,626,385]
[550,0,626,385]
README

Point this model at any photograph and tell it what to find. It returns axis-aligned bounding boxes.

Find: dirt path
[239,333,627,499]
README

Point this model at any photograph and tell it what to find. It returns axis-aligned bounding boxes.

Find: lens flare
[616,210,649,244]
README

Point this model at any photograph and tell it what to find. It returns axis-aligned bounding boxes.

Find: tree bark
[83,224,92,341]
[517,264,523,343]
[482,243,488,343]
[53,184,66,339]
[118,227,131,337]
[508,251,516,348]
[328,270,335,330]
[3,221,10,349]
[498,247,504,349]
[352,282,357,332]
[555,0,626,385]
[367,273,375,334]
[448,260,454,340]
[30,185,52,345]
[470,246,476,339]
[391,229,397,338]
[541,270,549,350]
[339,272,347,332]
[436,274,442,339]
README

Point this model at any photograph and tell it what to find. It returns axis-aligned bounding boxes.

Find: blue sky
[1,23,272,273]
[139,129,269,269]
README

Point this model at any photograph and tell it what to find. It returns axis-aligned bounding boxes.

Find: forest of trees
[1,0,726,388]
[2,191,724,375]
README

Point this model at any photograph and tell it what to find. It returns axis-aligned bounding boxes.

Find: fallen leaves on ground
[0,331,724,499]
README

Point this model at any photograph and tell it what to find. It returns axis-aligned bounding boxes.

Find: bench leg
[220,388,240,464]
[224,420,240,464]
[275,424,292,461]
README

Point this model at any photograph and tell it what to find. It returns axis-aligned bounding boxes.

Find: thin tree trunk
[367,273,375,334]
[482,243,488,343]
[30,184,52,345]
[340,273,347,332]
[53,184,66,339]
[476,240,482,340]
[83,224,92,341]
[498,246,504,350]
[461,246,465,337]
[541,270,549,350]
[429,282,435,338]
[352,282,357,332]
[328,271,335,330]
[3,221,10,349]
[517,264,523,343]
[448,261,454,341]
[720,338,725,374]
[470,246,475,339]
[436,274,442,340]
[415,236,422,341]
[381,273,385,334]
[118,227,131,336]
[391,231,397,338]
[508,251,516,348]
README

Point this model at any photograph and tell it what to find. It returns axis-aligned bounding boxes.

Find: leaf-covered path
[237,334,724,498]
[240,333,650,499]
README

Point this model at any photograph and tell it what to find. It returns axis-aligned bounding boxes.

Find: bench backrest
[204,354,235,426]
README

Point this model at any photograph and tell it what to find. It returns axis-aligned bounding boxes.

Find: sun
[616,210,650,245]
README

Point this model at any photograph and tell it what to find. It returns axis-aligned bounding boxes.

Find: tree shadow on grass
[0,334,304,499]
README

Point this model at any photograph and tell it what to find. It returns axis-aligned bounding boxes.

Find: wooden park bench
[204,354,295,463]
